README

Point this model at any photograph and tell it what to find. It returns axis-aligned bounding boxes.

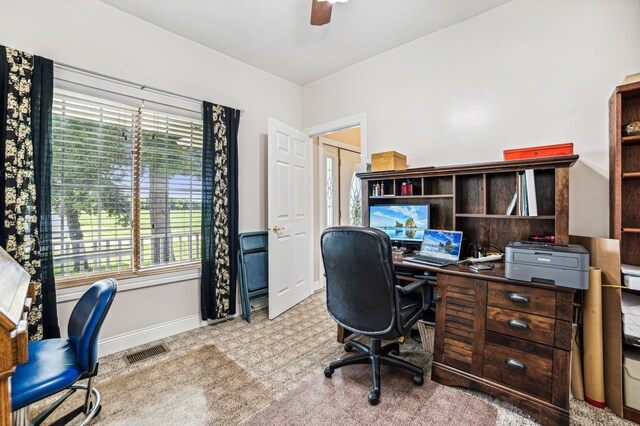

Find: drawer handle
[507,293,530,304]
[507,319,530,330]
[505,358,527,370]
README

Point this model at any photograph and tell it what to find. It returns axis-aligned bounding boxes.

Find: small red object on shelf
[504,143,574,161]
[401,181,413,196]
[528,235,556,243]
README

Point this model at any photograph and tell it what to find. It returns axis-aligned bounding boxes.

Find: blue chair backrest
[67,279,117,373]
[239,232,268,292]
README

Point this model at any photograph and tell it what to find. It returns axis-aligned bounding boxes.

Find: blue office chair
[237,232,268,323]
[11,278,117,425]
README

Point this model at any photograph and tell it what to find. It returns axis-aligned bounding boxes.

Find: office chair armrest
[395,278,430,295]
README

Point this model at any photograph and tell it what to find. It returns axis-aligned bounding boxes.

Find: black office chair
[321,226,431,405]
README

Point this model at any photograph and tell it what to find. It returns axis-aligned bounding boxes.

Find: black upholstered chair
[321,226,431,405]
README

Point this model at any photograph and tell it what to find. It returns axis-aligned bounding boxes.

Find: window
[52,88,203,281]
[139,110,202,268]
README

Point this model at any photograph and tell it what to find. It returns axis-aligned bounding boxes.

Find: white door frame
[303,114,368,292]
[303,113,368,163]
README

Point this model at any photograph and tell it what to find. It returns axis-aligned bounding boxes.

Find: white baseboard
[312,280,322,292]
[98,302,242,357]
[98,314,207,357]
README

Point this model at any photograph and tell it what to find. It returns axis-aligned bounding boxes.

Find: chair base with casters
[324,338,424,405]
[11,279,117,426]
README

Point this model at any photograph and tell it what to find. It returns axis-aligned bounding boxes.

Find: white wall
[303,0,640,238]
[0,0,302,354]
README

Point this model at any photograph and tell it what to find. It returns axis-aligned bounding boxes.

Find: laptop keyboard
[406,255,452,266]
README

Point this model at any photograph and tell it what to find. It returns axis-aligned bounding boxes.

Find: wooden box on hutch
[371,151,407,172]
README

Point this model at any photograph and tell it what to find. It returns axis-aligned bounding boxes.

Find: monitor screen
[419,230,464,262]
[369,204,430,242]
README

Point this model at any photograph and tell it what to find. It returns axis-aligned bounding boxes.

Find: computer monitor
[368,204,430,243]
[419,229,464,262]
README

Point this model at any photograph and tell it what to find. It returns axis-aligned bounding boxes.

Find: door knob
[268,225,285,234]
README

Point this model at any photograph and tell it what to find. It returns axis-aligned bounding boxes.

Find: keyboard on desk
[405,255,453,267]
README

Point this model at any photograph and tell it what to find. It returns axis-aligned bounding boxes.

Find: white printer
[504,241,590,290]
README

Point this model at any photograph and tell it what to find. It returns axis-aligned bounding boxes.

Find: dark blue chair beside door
[238,232,268,323]
[11,278,117,426]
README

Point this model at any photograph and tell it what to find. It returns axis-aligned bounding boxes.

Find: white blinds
[138,109,203,268]
[52,90,136,278]
[51,87,204,280]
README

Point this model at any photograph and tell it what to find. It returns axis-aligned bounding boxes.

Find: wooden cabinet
[608,80,640,424]
[432,273,573,426]
[433,275,486,377]
[0,248,32,426]
[610,80,640,266]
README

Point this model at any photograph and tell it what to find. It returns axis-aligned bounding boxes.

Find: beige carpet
[93,345,274,425]
[245,363,497,426]
[34,293,638,425]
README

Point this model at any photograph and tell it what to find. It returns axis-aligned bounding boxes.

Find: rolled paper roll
[584,266,605,408]
[571,323,585,400]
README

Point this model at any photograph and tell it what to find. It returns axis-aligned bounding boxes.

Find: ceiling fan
[310,0,348,26]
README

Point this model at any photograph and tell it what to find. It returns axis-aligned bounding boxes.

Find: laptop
[405,229,464,267]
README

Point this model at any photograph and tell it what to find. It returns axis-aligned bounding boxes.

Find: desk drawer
[483,331,553,402]
[486,306,555,346]
[487,282,555,318]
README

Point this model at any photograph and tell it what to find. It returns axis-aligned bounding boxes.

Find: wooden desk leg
[1,378,11,426]
[337,325,352,343]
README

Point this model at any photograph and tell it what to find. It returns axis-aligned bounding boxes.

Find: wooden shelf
[623,228,640,233]
[361,156,572,251]
[622,135,640,145]
[622,172,640,179]
[455,213,555,220]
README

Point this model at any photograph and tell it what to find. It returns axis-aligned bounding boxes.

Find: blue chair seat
[11,339,82,411]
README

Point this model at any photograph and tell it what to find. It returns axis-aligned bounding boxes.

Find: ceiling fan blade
[310,0,332,26]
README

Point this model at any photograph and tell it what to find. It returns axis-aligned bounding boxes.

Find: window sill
[56,263,201,303]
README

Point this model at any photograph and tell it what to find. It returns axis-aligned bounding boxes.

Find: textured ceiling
[99,0,513,85]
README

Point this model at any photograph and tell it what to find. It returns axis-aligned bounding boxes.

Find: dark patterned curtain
[0,46,59,340]
[201,101,240,320]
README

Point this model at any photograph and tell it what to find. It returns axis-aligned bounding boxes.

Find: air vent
[124,344,169,365]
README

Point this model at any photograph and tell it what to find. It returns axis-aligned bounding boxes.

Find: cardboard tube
[583,266,605,408]
[572,323,585,400]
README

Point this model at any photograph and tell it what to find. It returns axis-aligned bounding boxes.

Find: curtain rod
[54,62,246,116]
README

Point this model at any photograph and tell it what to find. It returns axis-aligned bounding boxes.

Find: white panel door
[267,118,313,319]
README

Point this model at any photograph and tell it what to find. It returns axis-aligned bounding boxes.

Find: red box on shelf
[503,143,574,161]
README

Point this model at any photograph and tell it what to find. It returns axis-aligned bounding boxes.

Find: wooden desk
[336,259,574,426]
[0,248,33,426]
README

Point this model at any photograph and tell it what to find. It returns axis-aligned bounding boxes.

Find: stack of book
[623,264,640,291]
[506,169,538,216]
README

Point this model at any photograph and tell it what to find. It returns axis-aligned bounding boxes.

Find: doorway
[320,133,361,227]
[302,114,368,292]
[314,126,363,289]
